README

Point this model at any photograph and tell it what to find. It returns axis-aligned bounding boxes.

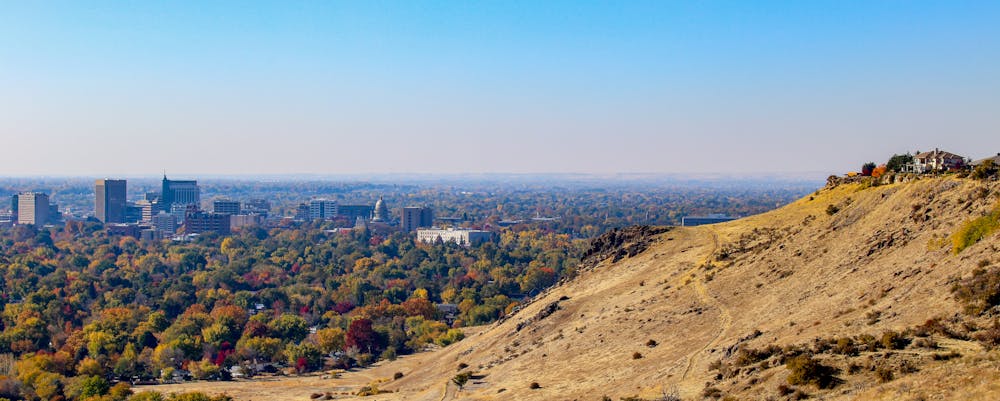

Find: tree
[315,328,345,354]
[267,314,308,343]
[284,343,322,373]
[861,162,877,176]
[345,319,380,354]
[886,154,914,172]
[79,375,110,398]
[452,372,471,390]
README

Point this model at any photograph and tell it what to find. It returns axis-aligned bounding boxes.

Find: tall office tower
[308,199,338,220]
[401,206,434,232]
[161,175,200,210]
[95,179,127,223]
[213,199,241,215]
[9,195,18,224]
[17,192,50,226]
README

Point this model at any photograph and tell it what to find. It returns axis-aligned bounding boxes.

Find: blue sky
[1,1,998,176]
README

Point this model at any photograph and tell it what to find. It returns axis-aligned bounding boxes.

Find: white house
[907,149,967,173]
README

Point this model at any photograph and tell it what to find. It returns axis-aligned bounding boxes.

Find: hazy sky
[2,1,999,176]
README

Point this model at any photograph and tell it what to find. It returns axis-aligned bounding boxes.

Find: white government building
[416,227,494,246]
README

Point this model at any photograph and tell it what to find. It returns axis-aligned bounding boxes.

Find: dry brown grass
[138,177,1000,401]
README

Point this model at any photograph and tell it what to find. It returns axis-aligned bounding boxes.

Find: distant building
[48,203,62,224]
[95,179,127,223]
[417,228,494,246]
[230,214,263,230]
[294,203,310,221]
[0,211,14,227]
[337,204,374,222]
[170,204,197,224]
[243,199,271,216]
[213,199,241,215]
[17,193,50,226]
[10,194,18,218]
[151,212,178,235]
[401,206,434,232]
[681,214,736,227]
[309,199,338,220]
[372,196,390,222]
[124,203,144,223]
[183,210,231,235]
[161,175,200,210]
[908,149,967,173]
[107,223,142,239]
[135,200,159,222]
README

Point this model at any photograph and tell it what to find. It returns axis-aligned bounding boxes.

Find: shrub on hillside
[452,372,471,389]
[973,319,1000,349]
[952,267,1000,315]
[785,355,839,389]
[951,203,1000,254]
[880,331,909,350]
[971,160,999,180]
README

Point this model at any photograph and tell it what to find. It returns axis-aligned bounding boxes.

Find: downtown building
[183,210,231,235]
[401,206,433,232]
[17,192,50,226]
[309,199,338,220]
[161,175,200,210]
[213,199,242,215]
[95,179,127,223]
[416,228,494,246]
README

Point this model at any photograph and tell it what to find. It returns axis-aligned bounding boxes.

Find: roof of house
[914,149,964,160]
[972,153,1000,166]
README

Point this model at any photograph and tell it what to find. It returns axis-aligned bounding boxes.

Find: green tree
[79,375,110,398]
[886,153,914,172]
[267,314,309,343]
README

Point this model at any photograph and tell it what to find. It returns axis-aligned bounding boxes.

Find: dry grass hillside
[145,177,1000,401]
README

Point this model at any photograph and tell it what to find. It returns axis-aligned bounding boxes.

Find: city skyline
[2,1,999,175]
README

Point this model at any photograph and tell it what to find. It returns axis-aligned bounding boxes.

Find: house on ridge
[906,148,967,173]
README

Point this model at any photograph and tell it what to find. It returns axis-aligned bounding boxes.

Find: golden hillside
[147,176,1000,400]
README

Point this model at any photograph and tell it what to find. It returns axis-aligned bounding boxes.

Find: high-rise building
[9,195,18,224]
[161,175,200,210]
[95,179,127,223]
[213,199,241,215]
[17,192,50,226]
[401,206,433,232]
[309,199,338,220]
